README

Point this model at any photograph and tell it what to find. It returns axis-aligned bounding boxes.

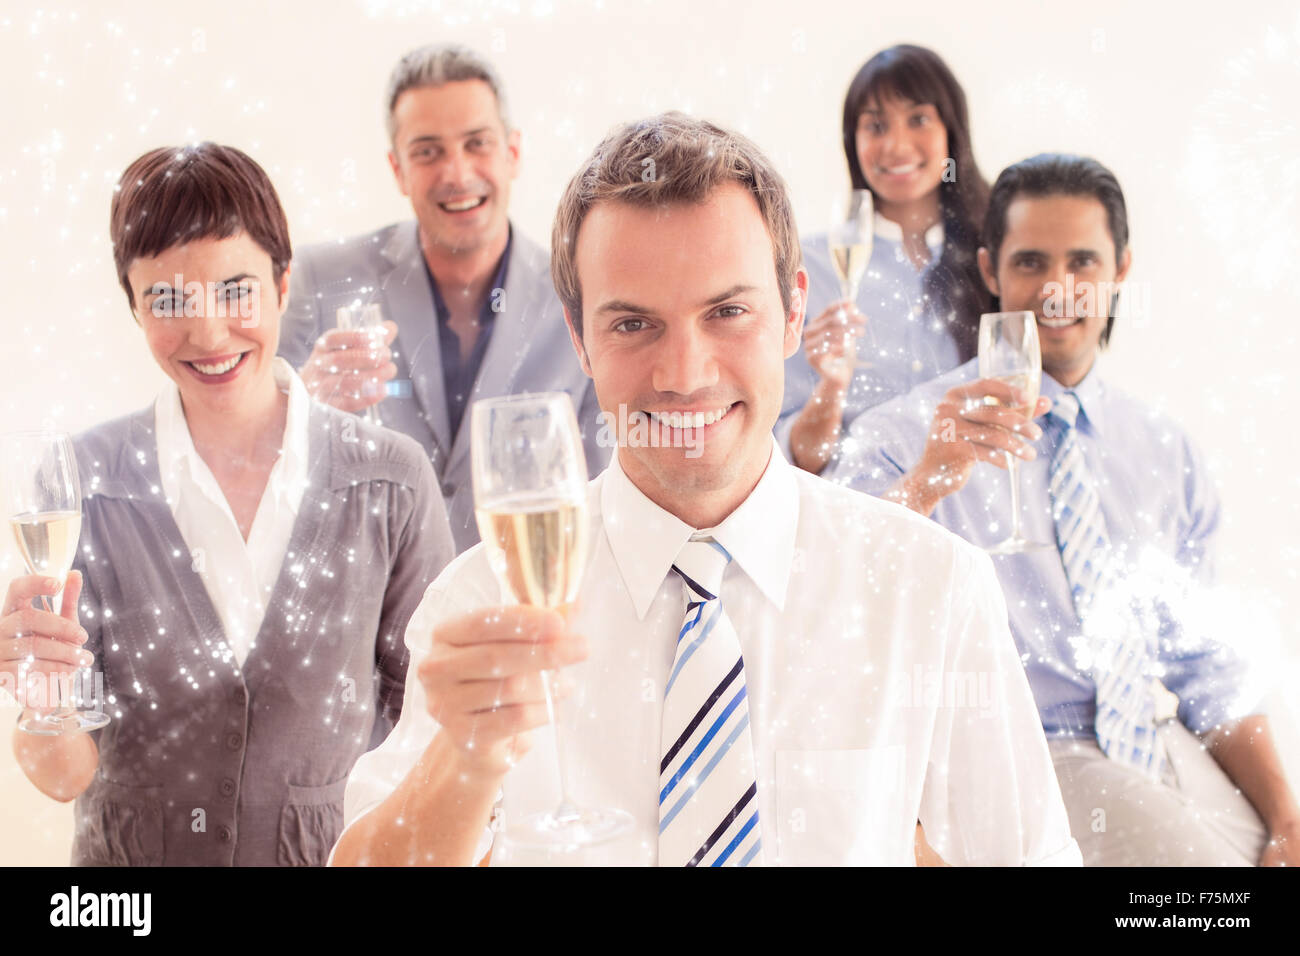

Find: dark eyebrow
[592,284,759,319]
[860,100,921,116]
[702,284,759,306]
[593,298,656,318]
[143,274,255,297]
[1009,247,1101,259]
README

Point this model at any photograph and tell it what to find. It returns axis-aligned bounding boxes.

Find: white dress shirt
[154,357,310,666]
[338,440,1081,866]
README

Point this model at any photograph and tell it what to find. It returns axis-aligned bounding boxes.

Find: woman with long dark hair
[780,44,992,473]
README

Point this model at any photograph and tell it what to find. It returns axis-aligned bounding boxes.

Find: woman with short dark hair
[3,142,454,865]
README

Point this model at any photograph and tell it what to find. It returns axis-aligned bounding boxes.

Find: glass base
[506,804,634,850]
[18,708,111,736]
[986,536,1054,556]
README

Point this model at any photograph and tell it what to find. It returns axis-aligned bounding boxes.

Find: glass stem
[541,670,577,820]
[38,592,75,713]
[1006,451,1024,540]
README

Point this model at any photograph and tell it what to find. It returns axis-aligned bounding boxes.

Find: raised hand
[299,320,398,413]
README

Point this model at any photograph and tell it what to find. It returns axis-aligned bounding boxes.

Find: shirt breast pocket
[774,747,909,866]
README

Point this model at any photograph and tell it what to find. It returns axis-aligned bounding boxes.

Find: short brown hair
[551,112,801,343]
[110,143,292,307]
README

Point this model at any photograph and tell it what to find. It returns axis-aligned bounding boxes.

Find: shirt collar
[155,374,190,489]
[155,357,310,509]
[872,211,945,254]
[1041,357,1108,435]
[275,358,311,501]
[600,437,799,620]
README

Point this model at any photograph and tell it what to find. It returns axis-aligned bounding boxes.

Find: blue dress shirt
[424,229,513,441]
[831,357,1257,738]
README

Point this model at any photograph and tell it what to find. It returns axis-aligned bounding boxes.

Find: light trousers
[1048,720,1268,866]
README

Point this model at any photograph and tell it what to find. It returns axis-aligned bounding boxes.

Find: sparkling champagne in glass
[827,189,875,367]
[471,393,633,848]
[336,302,385,426]
[978,312,1052,555]
[3,432,110,735]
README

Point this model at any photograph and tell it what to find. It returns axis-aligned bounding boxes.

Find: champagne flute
[978,312,1052,555]
[471,393,633,848]
[336,302,385,426]
[2,432,110,735]
[827,189,875,368]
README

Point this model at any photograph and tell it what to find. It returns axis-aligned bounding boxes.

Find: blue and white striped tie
[1049,391,1167,780]
[658,536,764,867]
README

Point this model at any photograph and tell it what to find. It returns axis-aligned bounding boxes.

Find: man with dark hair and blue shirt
[834,153,1300,866]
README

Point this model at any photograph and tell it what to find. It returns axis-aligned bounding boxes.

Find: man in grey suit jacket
[279,44,604,552]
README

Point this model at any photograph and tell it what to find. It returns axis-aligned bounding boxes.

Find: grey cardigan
[69,401,454,866]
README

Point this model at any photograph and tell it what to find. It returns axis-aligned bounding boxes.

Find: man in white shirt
[331,112,1081,866]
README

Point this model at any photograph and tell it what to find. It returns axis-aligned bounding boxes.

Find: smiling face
[568,183,806,526]
[387,79,519,257]
[855,95,949,218]
[978,193,1132,388]
[127,232,288,421]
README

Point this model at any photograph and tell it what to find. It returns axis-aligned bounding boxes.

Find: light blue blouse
[777,214,961,462]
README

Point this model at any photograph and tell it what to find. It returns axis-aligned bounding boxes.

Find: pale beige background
[2,0,1297,864]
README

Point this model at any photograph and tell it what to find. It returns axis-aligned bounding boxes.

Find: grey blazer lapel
[380,222,453,462]
[443,234,545,477]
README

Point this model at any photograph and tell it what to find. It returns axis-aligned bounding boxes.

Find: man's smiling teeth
[646,404,734,429]
[189,354,243,375]
[1038,316,1080,329]
[440,196,486,212]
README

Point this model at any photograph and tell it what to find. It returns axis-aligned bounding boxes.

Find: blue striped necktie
[1049,391,1167,780]
[658,536,764,867]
